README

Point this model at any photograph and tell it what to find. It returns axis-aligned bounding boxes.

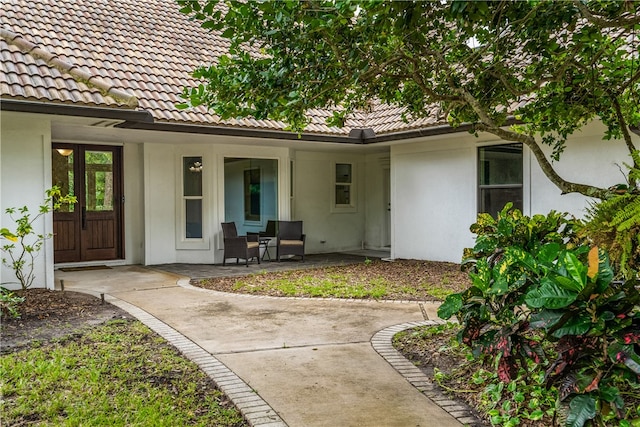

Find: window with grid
[335,163,353,207]
[478,144,523,218]
[183,156,203,239]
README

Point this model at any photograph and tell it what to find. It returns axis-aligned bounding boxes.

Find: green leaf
[489,274,508,295]
[566,395,596,427]
[525,278,577,309]
[562,252,587,291]
[201,20,221,30]
[595,253,614,292]
[551,315,591,338]
[537,242,561,264]
[528,409,544,421]
[598,386,621,404]
[529,310,564,330]
[554,275,584,293]
[437,293,463,319]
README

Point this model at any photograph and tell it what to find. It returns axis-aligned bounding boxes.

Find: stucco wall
[293,150,367,253]
[143,143,179,264]
[529,122,634,217]
[142,141,291,265]
[1,112,53,289]
[392,138,477,262]
[123,142,145,264]
[391,122,637,263]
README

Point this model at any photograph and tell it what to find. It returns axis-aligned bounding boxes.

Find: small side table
[259,237,272,260]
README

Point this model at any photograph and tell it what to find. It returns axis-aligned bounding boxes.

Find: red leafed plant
[439,204,640,426]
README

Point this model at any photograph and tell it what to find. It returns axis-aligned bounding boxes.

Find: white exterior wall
[6,109,634,280]
[391,137,478,262]
[123,142,145,264]
[391,122,637,263]
[142,141,291,265]
[1,112,53,290]
[529,122,634,217]
[293,150,367,253]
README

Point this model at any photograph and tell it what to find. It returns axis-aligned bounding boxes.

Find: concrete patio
[54,253,481,426]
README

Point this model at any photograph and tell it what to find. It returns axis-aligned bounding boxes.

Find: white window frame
[176,154,209,250]
[331,162,357,213]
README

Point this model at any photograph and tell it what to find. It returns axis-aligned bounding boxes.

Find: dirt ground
[1,289,132,354]
[195,259,471,300]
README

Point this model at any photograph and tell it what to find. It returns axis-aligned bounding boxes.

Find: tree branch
[608,91,640,170]
[573,0,640,27]
[474,123,609,199]
[402,53,465,103]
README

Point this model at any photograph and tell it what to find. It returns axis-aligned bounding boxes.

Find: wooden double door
[52,144,123,263]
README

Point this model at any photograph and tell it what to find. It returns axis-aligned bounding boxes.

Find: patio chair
[248,220,279,239]
[221,222,260,267]
[261,220,278,238]
[276,220,305,262]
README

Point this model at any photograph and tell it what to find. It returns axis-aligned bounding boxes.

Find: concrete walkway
[55,263,478,427]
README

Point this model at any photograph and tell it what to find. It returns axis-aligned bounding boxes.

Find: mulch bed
[1,289,131,354]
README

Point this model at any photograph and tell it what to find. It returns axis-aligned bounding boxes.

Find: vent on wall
[90,119,123,127]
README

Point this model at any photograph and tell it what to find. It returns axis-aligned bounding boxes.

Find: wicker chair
[276,220,305,261]
[261,220,278,238]
[221,222,260,267]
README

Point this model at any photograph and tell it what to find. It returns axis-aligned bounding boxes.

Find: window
[244,168,261,222]
[478,144,523,217]
[335,163,353,206]
[85,151,113,212]
[224,157,278,234]
[183,156,203,239]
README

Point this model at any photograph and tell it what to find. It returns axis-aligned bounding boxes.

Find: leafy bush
[580,152,640,280]
[438,204,640,427]
[1,187,76,290]
[0,287,24,319]
[437,204,579,379]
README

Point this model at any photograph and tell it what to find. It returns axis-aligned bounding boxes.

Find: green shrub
[0,287,24,319]
[580,150,640,280]
[439,204,640,427]
[1,187,76,290]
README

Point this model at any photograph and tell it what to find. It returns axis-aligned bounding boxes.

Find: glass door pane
[52,148,75,212]
[85,151,113,212]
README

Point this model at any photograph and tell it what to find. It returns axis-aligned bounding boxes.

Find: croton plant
[438,204,640,427]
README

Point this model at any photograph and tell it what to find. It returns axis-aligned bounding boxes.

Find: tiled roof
[1,0,446,136]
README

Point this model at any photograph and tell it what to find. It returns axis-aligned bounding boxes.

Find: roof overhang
[117,120,363,144]
[116,120,478,145]
[3,98,488,144]
[1,99,153,124]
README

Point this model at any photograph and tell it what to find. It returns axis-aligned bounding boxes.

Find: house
[1,0,634,290]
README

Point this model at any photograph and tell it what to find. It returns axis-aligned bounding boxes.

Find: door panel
[52,147,80,262]
[52,144,123,263]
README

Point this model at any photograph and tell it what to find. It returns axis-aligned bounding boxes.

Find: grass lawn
[195,259,470,301]
[1,319,246,426]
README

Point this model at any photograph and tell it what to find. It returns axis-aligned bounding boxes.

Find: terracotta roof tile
[1,0,450,136]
